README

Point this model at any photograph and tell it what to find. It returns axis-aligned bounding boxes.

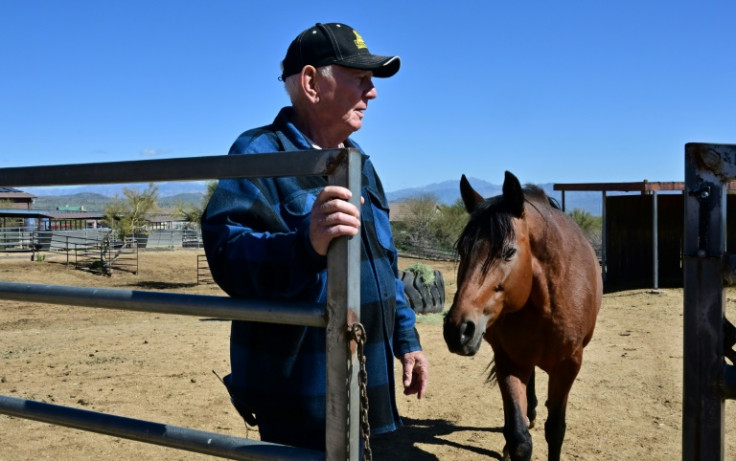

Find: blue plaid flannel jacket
[201,107,422,445]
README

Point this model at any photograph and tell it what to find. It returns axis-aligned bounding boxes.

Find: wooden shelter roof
[0,209,103,220]
[0,187,37,199]
[554,180,736,192]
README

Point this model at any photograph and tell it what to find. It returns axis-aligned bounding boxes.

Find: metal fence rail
[0,281,327,326]
[0,226,33,250]
[0,394,322,461]
[0,148,363,460]
[0,228,204,252]
[683,142,736,461]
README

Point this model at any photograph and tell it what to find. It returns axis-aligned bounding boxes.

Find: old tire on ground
[401,271,424,312]
[400,269,445,314]
[433,269,445,306]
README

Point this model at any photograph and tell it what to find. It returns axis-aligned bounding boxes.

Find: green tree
[434,199,468,250]
[103,183,159,239]
[396,194,439,249]
[175,180,218,226]
[391,195,467,258]
[568,208,602,257]
[568,208,600,232]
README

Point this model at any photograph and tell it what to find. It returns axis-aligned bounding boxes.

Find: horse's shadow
[372,417,503,460]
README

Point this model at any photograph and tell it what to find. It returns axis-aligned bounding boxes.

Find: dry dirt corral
[1,250,736,460]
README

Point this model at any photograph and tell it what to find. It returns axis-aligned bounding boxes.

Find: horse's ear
[460,174,484,213]
[502,171,524,217]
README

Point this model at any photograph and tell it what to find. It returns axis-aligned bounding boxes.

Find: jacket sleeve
[392,258,422,356]
[200,134,327,301]
[376,189,421,356]
[361,157,423,357]
[394,279,422,357]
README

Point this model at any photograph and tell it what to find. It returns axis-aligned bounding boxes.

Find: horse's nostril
[444,317,477,351]
[460,321,476,345]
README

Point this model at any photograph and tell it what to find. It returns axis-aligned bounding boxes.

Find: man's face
[317,65,377,138]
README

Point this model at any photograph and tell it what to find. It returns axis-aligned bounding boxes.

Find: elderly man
[201,22,429,451]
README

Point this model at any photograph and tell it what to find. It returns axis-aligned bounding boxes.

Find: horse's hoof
[527,416,535,429]
[502,442,532,461]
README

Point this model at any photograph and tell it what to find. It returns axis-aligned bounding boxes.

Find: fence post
[682,143,736,461]
[324,149,362,460]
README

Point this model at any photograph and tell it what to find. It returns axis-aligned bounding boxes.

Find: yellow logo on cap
[353,30,367,49]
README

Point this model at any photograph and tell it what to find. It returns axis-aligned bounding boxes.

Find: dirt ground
[1,249,735,460]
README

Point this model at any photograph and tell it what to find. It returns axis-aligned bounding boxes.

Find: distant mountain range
[386,177,607,215]
[25,178,609,216]
[24,181,209,199]
[26,182,210,212]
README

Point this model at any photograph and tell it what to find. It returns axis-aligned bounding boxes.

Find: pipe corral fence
[683,142,736,461]
[0,149,364,461]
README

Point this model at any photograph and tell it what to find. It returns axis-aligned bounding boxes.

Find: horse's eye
[503,247,517,261]
[494,284,503,292]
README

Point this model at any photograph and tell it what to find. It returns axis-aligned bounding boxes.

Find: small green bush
[405,263,435,285]
[88,260,106,273]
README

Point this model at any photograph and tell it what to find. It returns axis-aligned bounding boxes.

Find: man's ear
[301,65,319,104]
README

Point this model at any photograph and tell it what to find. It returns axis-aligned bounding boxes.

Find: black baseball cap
[280,23,400,81]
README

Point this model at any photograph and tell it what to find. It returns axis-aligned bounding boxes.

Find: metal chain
[349,322,371,461]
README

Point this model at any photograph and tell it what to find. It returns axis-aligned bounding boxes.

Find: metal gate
[0,149,363,460]
[683,142,736,461]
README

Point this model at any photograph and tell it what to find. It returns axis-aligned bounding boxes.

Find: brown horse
[443,172,602,461]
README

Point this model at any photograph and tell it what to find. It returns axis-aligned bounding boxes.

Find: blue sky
[2,1,735,193]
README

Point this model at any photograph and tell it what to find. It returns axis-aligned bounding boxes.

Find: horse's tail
[485,359,498,386]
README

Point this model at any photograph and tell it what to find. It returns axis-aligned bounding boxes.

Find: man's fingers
[323,224,360,239]
[401,352,429,399]
[402,358,414,386]
[309,187,362,256]
[315,196,360,220]
[320,209,361,227]
[316,185,354,204]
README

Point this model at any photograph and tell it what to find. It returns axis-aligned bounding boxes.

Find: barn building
[555,180,736,290]
[0,187,36,209]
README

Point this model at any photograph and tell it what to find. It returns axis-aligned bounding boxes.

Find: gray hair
[284,65,333,103]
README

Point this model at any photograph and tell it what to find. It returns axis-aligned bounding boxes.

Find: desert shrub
[405,262,435,285]
[392,196,467,259]
[568,208,603,258]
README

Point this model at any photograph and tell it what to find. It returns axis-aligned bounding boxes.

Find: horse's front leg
[545,355,582,461]
[497,367,534,461]
[527,368,538,428]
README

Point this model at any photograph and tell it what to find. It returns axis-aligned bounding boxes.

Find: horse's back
[534,199,602,341]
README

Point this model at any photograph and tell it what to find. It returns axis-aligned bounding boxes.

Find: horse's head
[443,171,534,356]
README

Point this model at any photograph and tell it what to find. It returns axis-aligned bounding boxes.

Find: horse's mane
[455,184,559,277]
[523,184,560,210]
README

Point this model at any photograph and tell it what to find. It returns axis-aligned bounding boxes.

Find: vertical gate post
[683,143,736,461]
[601,190,608,282]
[325,149,362,461]
[652,191,659,289]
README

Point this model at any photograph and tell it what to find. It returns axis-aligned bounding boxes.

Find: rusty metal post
[683,143,736,461]
[324,148,362,461]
